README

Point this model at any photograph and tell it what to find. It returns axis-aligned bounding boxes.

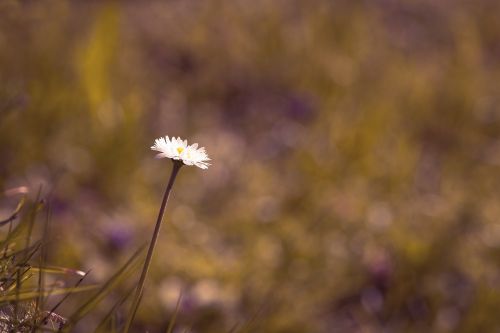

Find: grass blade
[63,245,146,330]
[24,187,43,253]
[94,286,135,333]
[30,266,87,277]
[0,196,25,226]
[0,284,100,303]
[165,292,182,333]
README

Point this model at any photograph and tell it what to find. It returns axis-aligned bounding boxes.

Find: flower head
[151,136,211,169]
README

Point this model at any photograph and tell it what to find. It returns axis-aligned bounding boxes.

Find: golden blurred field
[1,0,500,332]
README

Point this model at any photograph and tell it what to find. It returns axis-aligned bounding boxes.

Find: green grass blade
[30,266,87,277]
[4,240,41,260]
[94,286,135,333]
[64,245,146,329]
[0,216,29,250]
[166,292,182,333]
[0,196,25,226]
[36,203,51,317]
[0,284,100,303]
[24,187,43,253]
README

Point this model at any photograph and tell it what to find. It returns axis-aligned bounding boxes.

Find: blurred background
[1,0,500,332]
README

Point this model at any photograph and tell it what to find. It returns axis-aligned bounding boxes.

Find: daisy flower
[151,136,211,169]
[128,136,209,331]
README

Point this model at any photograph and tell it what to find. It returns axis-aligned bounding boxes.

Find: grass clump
[0,190,144,332]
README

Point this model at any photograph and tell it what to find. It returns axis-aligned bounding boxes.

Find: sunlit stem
[124,160,182,333]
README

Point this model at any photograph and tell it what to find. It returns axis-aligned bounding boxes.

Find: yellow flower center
[177,147,184,154]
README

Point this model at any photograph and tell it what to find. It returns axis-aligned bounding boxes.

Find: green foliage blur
[1,0,500,332]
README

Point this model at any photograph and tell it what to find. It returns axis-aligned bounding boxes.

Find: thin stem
[123,161,182,333]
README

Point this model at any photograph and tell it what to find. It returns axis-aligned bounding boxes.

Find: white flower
[151,136,211,169]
